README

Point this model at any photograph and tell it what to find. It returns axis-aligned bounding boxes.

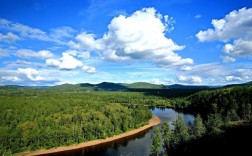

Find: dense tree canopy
[0,90,153,154]
[1,84,252,155]
[185,86,252,120]
[154,86,252,156]
[150,127,162,156]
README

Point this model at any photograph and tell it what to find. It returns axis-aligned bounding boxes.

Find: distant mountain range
[122,82,166,89]
[166,84,211,89]
[1,81,251,91]
[49,82,166,91]
[223,81,252,88]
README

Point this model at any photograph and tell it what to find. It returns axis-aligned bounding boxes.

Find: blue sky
[0,0,252,86]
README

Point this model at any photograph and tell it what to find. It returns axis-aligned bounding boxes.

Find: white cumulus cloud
[68,32,102,51]
[46,53,83,70]
[196,8,252,42]
[82,65,96,73]
[46,59,61,68]
[46,52,96,73]
[17,68,45,81]
[69,7,193,67]
[225,76,242,82]
[223,39,252,57]
[177,75,202,84]
[196,7,252,59]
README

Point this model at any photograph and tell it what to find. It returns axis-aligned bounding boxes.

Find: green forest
[0,83,252,155]
[151,85,252,156]
[0,90,156,155]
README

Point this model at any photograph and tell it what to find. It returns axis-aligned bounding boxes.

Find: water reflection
[44,108,194,156]
[151,108,195,128]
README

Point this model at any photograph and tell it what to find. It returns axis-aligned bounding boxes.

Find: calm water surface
[46,108,195,156]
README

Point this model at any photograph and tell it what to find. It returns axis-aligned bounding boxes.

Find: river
[45,108,195,156]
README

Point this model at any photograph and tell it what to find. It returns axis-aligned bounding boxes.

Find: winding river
[44,108,195,156]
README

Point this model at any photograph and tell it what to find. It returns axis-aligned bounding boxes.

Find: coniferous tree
[226,109,239,122]
[161,122,172,151]
[206,113,223,135]
[172,115,190,144]
[241,103,252,120]
[151,127,162,156]
[193,114,206,138]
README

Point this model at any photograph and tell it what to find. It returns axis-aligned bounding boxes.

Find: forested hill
[122,82,166,89]
[166,84,211,89]
[0,85,48,90]
[223,81,252,88]
[0,82,211,98]
[0,82,165,93]
[152,84,252,156]
[49,82,166,91]
[48,82,127,91]
[186,86,252,118]
[170,83,252,117]
[1,81,251,92]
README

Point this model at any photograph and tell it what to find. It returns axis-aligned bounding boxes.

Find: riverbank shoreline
[19,115,160,156]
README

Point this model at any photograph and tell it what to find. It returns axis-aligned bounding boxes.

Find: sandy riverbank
[20,115,160,156]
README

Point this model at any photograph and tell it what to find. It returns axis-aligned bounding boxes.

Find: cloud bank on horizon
[0,0,252,86]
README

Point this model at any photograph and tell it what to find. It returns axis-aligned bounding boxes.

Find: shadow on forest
[1,82,209,98]
[78,82,208,98]
[169,122,252,156]
[80,82,128,91]
[129,88,207,98]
